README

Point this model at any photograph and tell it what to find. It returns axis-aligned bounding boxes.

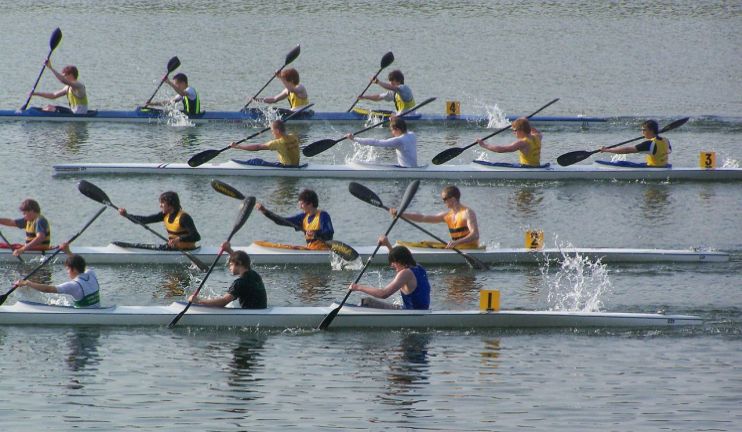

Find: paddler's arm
[477,138,529,154]
[600,141,647,154]
[388,208,445,223]
[255,203,301,231]
[118,209,163,225]
[256,88,288,104]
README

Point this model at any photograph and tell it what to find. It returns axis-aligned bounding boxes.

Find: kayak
[0,107,605,125]
[0,300,702,328]
[52,159,742,182]
[0,242,728,265]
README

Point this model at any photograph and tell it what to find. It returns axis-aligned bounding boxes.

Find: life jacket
[182,87,201,115]
[288,90,309,109]
[401,265,431,310]
[646,136,672,167]
[163,209,196,249]
[394,91,416,112]
[443,206,479,249]
[302,210,329,249]
[518,134,542,166]
[25,215,51,249]
[73,271,100,308]
[66,85,88,113]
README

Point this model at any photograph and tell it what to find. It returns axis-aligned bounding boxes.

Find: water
[1,1,741,430]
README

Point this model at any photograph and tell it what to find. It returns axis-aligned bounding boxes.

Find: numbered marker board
[445,100,461,116]
[479,289,500,312]
[699,151,716,169]
[525,230,544,250]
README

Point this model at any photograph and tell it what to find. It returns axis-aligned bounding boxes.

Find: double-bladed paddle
[346,51,395,112]
[242,45,301,111]
[210,180,359,262]
[187,103,314,167]
[318,180,420,330]
[77,180,210,271]
[303,97,436,157]
[556,117,690,167]
[168,193,256,328]
[0,229,24,264]
[20,28,63,111]
[432,98,560,165]
[0,186,105,306]
[142,56,181,107]
[348,182,489,270]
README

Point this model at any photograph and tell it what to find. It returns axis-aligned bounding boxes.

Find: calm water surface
[0,1,740,431]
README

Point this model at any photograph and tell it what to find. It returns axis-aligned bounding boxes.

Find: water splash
[722,157,739,168]
[330,253,363,271]
[539,239,612,312]
[484,104,510,129]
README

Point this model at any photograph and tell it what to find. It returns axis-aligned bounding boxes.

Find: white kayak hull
[0,301,702,328]
[0,243,728,265]
[52,160,742,181]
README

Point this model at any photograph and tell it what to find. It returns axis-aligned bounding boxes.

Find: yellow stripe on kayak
[253,240,311,251]
[352,107,394,118]
[396,240,485,250]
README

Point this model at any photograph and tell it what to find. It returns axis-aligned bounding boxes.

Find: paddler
[117,191,201,250]
[256,189,334,250]
[476,117,543,167]
[0,199,52,257]
[598,120,672,167]
[357,69,415,114]
[349,235,431,310]
[14,242,100,308]
[31,61,88,114]
[188,241,267,308]
[390,185,480,249]
[345,117,418,168]
[145,73,201,115]
[253,68,310,111]
[229,119,300,166]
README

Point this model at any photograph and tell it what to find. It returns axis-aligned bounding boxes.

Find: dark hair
[19,199,41,213]
[159,191,181,212]
[441,185,461,200]
[172,73,188,85]
[272,119,286,133]
[281,68,300,85]
[642,120,659,135]
[229,250,251,268]
[388,246,416,267]
[387,69,405,84]
[65,254,86,273]
[390,117,407,133]
[298,189,319,207]
[61,65,79,79]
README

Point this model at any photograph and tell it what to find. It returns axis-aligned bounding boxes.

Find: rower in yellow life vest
[118,191,201,250]
[390,185,480,249]
[357,69,416,114]
[32,62,89,114]
[0,198,52,257]
[256,189,334,250]
[254,68,310,111]
[230,119,301,166]
[599,120,672,167]
[477,117,543,167]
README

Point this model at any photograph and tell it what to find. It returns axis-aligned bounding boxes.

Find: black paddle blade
[348,182,384,208]
[78,180,111,205]
[660,117,690,133]
[50,28,63,50]
[211,179,246,200]
[318,307,340,330]
[327,240,359,262]
[557,150,595,167]
[285,45,301,65]
[167,56,181,73]
[380,51,394,68]
[229,197,256,239]
[0,291,11,306]
[396,180,420,217]
[302,139,338,157]
[432,147,464,165]
[188,149,221,167]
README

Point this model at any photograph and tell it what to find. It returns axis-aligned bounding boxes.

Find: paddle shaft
[20,28,62,111]
[0,229,24,263]
[0,206,106,306]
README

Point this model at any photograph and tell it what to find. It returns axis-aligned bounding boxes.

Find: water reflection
[65,328,102,390]
[479,338,501,371]
[640,185,671,219]
[438,272,481,305]
[226,334,267,402]
[156,267,198,299]
[60,123,89,153]
[295,271,332,303]
[508,186,544,219]
[382,333,431,404]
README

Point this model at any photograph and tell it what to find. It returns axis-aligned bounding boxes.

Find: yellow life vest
[394,92,416,112]
[288,91,309,109]
[25,215,51,249]
[443,206,479,249]
[518,135,542,166]
[302,210,329,249]
[66,86,88,111]
[646,137,671,167]
[163,210,196,249]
